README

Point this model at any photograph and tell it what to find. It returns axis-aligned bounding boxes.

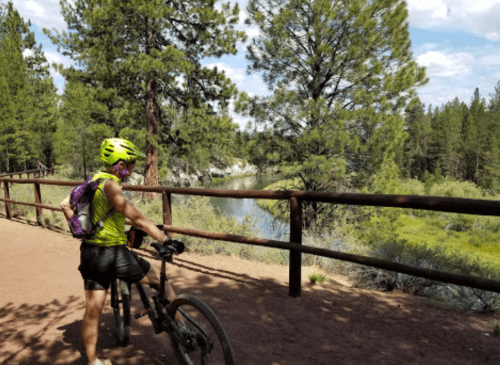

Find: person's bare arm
[104,179,168,242]
[59,195,74,221]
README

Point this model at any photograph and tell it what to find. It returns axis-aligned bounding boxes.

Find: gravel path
[1,218,499,365]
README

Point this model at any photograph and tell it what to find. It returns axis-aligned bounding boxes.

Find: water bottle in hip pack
[68,176,115,238]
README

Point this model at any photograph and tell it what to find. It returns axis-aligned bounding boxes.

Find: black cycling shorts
[78,241,151,290]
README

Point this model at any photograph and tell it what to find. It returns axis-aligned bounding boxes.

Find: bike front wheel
[167,294,234,365]
[111,279,131,345]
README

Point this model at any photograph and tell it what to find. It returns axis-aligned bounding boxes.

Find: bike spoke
[169,294,234,365]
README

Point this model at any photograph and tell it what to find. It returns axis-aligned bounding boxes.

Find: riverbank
[251,175,500,311]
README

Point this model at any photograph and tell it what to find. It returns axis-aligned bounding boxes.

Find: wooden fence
[2,176,500,297]
[0,168,55,179]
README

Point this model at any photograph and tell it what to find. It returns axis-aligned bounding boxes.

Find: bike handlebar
[126,225,185,259]
[150,237,185,260]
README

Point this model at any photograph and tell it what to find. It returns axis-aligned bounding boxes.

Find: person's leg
[139,264,177,302]
[81,289,108,364]
[117,247,183,323]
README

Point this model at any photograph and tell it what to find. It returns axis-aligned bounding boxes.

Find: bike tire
[112,279,131,345]
[168,294,234,365]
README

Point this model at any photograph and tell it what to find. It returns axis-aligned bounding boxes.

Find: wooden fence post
[289,197,302,297]
[3,181,11,219]
[162,191,173,238]
[34,182,42,226]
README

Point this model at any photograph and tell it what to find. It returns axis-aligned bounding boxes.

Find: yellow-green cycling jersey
[83,172,127,247]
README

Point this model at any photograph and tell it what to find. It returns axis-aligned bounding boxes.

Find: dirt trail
[0,218,499,365]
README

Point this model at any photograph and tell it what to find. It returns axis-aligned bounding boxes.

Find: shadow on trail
[0,296,84,365]
[1,227,499,365]
[0,296,177,365]
[132,249,500,365]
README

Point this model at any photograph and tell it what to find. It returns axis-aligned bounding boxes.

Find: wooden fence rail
[2,176,500,297]
[0,168,55,179]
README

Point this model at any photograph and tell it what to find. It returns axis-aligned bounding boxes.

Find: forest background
[2,0,500,310]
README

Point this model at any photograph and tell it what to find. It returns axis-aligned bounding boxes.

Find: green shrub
[399,179,426,196]
[428,177,484,199]
[352,237,500,311]
[133,195,286,264]
[309,272,327,284]
[256,178,302,221]
[493,322,500,336]
[158,167,169,181]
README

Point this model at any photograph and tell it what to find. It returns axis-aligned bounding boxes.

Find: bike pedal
[134,309,149,319]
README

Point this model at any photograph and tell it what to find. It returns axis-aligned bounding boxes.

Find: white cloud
[205,62,246,86]
[42,51,73,91]
[12,0,67,31]
[26,0,45,17]
[418,83,473,107]
[478,53,500,67]
[408,0,449,25]
[23,49,34,58]
[416,50,473,77]
[407,0,500,40]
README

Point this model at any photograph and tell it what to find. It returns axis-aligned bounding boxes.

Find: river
[204,174,290,240]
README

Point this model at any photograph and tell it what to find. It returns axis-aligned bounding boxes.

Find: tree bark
[143,17,158,201]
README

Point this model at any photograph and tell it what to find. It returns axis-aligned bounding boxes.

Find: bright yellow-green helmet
[100,138,146,165]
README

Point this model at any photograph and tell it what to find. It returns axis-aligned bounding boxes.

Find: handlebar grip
[151,239,185,258]
[151,242,171,258]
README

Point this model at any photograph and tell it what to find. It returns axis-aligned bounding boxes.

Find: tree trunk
[143,17,158,201]
[82,136,87,180]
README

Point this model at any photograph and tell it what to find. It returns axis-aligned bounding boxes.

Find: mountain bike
[110,226,235,364]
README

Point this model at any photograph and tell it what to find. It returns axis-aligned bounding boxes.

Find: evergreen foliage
[400,89,500,193]
[54,80,114,178]
[237,0,427,227]
[45,0,246,186]
[0,1,57,173]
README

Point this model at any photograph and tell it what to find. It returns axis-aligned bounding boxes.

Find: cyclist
[60,138,181,365]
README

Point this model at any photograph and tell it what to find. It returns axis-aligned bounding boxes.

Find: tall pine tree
[46,0,246,196]
[237,0,427,227]
[0,1,56,172]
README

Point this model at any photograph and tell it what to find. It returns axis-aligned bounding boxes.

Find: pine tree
[403,98,432,179]
[46,0,246,196]
[430,98,462,178]
[464,88,489,184]
[0,2,56,172]
[490,81,500,113]
[237,0,427,227]
[55,80,114,178]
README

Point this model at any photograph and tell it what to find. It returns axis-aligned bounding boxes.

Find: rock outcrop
[125,159,258,188]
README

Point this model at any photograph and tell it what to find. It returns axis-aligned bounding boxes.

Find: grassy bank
[257,177,500,273]
[256,176,500,310]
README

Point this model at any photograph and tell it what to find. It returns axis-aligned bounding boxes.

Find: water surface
[205,175,289,240]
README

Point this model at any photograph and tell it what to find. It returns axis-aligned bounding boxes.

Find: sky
[9,0,500,128]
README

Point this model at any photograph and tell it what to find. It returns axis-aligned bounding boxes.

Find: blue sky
[11,0,500,128]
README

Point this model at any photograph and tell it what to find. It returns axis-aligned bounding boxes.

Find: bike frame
[113,255,197,349]
[111,237,232,363]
